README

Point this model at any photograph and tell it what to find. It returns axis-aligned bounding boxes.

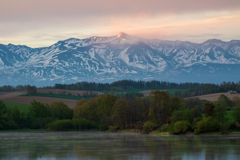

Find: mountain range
[1,32,240,86]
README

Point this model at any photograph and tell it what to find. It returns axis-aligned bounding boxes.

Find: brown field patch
[0,91,27,98]
[0,89,103,108]
[189,92,240,102]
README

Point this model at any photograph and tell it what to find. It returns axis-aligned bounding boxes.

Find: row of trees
[0,100,73,130]
[1,91,240,134]
[52,80,240,93]
[52,80,202,91]
[0,85,28,92]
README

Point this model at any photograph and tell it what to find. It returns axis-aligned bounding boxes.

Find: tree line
[2,80,240,99]
[52,80,202,91]
[1,91,240,134]
[51,80,240,98]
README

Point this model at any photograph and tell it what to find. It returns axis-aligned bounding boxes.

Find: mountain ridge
[0,33,240,86]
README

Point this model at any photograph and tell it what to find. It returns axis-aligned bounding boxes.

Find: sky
[0,0,240,48]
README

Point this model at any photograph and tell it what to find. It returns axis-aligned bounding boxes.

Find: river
[0,132,240,160]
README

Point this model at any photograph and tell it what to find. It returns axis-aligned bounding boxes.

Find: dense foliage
[1,90,240,134]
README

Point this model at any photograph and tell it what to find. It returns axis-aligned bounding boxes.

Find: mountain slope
[0,33,240,86]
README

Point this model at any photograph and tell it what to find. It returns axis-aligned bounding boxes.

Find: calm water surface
[0,131,240,160]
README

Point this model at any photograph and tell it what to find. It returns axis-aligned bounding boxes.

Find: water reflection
[0,132,240,160]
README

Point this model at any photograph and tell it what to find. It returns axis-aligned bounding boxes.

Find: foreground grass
[3,101,31,113]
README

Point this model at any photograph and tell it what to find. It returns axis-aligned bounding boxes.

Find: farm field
[191,92,240,102]
[0,91,27,98]
[0,91,78,108]
[0,89,104,109]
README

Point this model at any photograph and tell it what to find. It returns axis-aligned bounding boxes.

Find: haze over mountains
[1,32,240,86]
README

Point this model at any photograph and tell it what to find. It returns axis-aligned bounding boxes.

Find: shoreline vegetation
[2,79,240,99]
[1,128,240,136]
[1,82,240,135]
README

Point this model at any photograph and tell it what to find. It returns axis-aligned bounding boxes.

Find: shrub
[72,118,98,130]
[142,121,157,134]
[173,121,190,134]
[194,117,220,134]
[220,122,231,134]
[30,117,56,129]
[98,124,108,131]
[191,117,202,130]
[47,119,73,131]
[158,124,169,132]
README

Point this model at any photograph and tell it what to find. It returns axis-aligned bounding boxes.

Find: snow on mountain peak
[117,32,130,38]
[1,34,240,85]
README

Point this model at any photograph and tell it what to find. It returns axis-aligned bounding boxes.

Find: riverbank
[117,129,240,135]
[1,128,240,135]
[0,129,46,132]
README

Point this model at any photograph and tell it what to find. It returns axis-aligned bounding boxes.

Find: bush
[194,117,220,134]
[142,121,157,134]
[29,117,56,129]
[158,124,169,132]
[173,121,190,134]
[47,119,73,131]
[72,118,98,131]
[220,122,231,134]
[98,124,108,131]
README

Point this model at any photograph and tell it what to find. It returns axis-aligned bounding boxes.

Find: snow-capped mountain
[1,32,240,86]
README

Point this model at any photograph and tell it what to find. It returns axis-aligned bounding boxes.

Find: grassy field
[3,101,31,113]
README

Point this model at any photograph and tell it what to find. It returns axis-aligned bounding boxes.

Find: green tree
[0,100,7,119]
[218,94,234,110]
[149,90,171,126]
[97,95,117,126]
[128,97,147,127]
[204,102,215,117]
[111,99,130,129]
[232,105,240,124]
[30,100,50,118]
[12,106,21,124]
[74,99,88,118]
[185,98,203,109]
[27,85,37,94]
[0,100,16,130]
[170,96,183,111]
[75,98,98,122]
[213,102,227,124]
[49,101,73,120]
